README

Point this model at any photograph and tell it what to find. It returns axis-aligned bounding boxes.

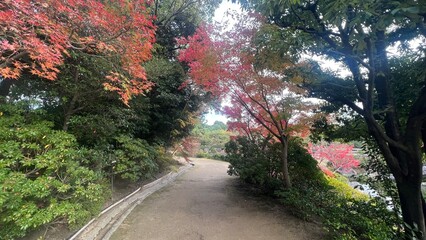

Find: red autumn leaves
[308,143,360,175]
[0,0,156,104]
[177,14,313,143]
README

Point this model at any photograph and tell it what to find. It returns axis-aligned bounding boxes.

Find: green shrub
[225,137,281,190]
[224,135,397,239]
[195,151,209,158]
[153,145,176,171]
[111,135,159,181]
[326,175,369,201]
[286,138,326,185]
[225,136,325,192]
[324,197,396,239]
[276,173,398,239]
[110,135,176,182]
[0,106,107,239]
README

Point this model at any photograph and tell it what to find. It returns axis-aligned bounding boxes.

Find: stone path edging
[68,164,192,240]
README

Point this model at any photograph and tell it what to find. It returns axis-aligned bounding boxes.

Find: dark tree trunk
[62,66,82,131]
[363,94,426,238]
[0,78,14,97]
[370,31,426,238]
[280,137,291,189]
[62,93,79,131]
[422,122,426,155]
[369,122,426,238]
[396,176,425,239]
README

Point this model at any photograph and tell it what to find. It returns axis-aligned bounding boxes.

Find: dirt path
[110,158,325,240]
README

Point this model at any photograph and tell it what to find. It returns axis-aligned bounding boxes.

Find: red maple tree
[178,13,317,188]
[176,24,224,95]
[0,0,156,103]
[308,142,360,174]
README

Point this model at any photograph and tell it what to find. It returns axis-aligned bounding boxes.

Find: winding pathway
[110,158,325,240]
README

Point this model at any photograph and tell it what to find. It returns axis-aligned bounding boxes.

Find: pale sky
[204,110,228,125]
[203,1,241,125]
[213,1,241,23]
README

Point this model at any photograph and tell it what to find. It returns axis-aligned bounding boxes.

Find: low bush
[111,135,159,181]
[326,175,369,201]
[195,151,224,160]
[0,104,178,239]
[277,176,396,239]
[0,106,107,239]
[225,136,325,192]
[111,135,176,182]
[225,137,281,191]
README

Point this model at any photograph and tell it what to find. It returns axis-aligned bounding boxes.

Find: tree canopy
[0,0,157,103]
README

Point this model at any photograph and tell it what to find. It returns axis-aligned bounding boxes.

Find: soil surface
[110,158,326,240]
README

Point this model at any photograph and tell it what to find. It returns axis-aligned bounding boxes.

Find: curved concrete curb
[68,164,192,240]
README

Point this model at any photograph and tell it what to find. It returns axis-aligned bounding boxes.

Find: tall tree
[137,0,221,147]
[152,0,221,58]
[239,0,426,235]
[224,80,314,188]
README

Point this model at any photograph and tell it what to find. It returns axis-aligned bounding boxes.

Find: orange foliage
[0,0,156,104]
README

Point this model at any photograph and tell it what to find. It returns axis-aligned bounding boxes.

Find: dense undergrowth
[0,104,177,240]
[225,136,402,240]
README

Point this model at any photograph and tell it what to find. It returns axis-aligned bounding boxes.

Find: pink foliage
[176,25,223,95]
[177,13,316,142]
[308,142,360,174]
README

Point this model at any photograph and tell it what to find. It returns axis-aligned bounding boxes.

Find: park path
[110,158,325,240]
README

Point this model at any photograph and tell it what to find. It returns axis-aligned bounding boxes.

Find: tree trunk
[366,115,425,237]
[62,93,79,131]
[371,31,426,237]
[396,176,426,239]
[62,111,72,131]
[62,66,81,131]
[422,122,426,155]
[280,138,291,188]
[0,78,14,97]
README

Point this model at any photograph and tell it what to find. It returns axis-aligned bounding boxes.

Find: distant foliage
[308,142,360,174]
[0,105,107,239]
[193,121,231,159]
